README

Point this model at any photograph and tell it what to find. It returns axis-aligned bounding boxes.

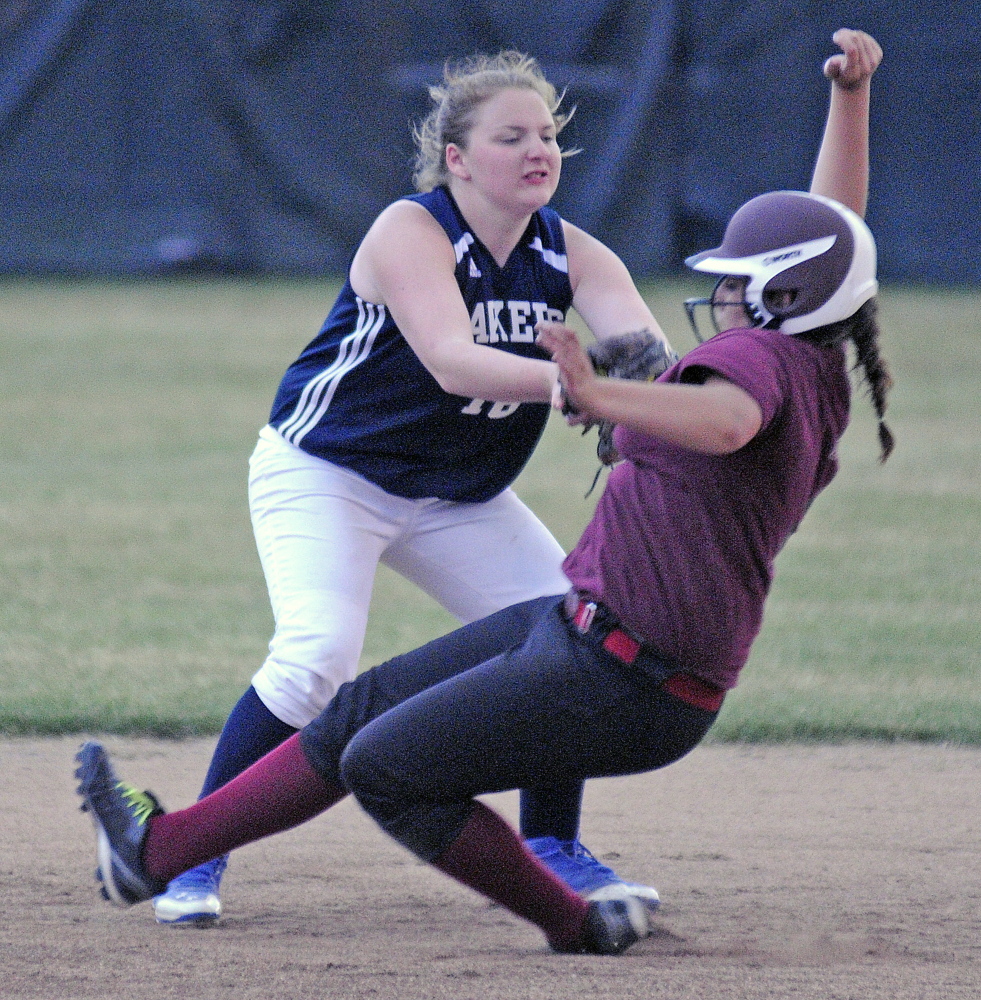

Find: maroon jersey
[563,326,851,689]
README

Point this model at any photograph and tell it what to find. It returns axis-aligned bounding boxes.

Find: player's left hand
[824,28,882,90]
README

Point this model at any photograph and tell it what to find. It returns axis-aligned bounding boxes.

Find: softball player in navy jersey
[78,30,890,954]
[152,52,668,924]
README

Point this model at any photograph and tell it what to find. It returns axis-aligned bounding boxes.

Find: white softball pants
[248,426,570,728]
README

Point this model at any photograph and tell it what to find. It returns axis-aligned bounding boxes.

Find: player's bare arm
[538,321,761,455]
[563,221,669,346]
[352,200,556,402]
[810,28,882,217]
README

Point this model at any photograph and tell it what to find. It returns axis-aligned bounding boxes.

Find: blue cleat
[526,837,660,917]
[153,857,227,925]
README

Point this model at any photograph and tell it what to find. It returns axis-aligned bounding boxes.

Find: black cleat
[552,898,645,955]
[75,741,167,906]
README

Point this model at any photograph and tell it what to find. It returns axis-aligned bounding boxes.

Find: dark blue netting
[0,0,975,281]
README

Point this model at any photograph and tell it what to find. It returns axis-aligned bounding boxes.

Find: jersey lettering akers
[269,186,573,503]
[470,299,564,345]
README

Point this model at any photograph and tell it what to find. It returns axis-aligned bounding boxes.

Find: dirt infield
[3,738,979,999]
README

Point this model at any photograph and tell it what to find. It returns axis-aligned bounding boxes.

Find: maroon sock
[143,733,346,882]
[432,801,589,950]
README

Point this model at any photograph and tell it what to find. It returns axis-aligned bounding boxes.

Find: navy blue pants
[300,597,719,862]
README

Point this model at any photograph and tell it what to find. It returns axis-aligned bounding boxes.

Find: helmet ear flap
[759,286,800,324]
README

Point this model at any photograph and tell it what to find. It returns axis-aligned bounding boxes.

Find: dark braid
[798,298,895,462]
[849,299,895,462]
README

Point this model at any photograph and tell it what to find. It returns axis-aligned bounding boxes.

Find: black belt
[562,591,725,713]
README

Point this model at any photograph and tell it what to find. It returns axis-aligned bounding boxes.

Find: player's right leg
[384,490,661,916]
[153,428,397,925]
[334,604,714,953]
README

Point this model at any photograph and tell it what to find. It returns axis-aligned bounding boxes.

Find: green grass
[717,285,981,741]
[0,279,977,739]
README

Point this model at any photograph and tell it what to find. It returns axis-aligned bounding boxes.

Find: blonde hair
[412,51,576,193]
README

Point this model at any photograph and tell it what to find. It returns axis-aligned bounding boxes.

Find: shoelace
[116,782,159,825]
[171,857,227,890]
[539,840,618,880]
[567,842,618,878]
[174,868,218,890]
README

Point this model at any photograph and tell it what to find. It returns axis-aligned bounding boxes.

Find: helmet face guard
[684,191,878,337]
[684,277,763,343]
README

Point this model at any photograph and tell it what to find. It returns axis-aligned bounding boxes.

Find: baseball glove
[565,329,678,475]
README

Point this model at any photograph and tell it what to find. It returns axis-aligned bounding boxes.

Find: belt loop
[574,600,597,633]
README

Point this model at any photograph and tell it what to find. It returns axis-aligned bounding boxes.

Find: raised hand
[823,28,882,90]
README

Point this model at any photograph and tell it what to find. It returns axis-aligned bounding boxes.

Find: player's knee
[270,623,359,674]
[267,591,366,679]
[339,730,399,821]
[253,631,360,727]
[262,618,359,688]
[341,734,473,862]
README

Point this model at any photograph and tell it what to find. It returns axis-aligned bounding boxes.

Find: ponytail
[849,299,895,462]
[799,298,894,462]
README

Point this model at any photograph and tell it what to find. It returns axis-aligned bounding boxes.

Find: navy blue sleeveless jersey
[269,186,574,502]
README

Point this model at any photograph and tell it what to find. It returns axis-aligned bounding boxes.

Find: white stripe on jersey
[452,231,475,263]
[278,298,386,447]
[528,236,568,273]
